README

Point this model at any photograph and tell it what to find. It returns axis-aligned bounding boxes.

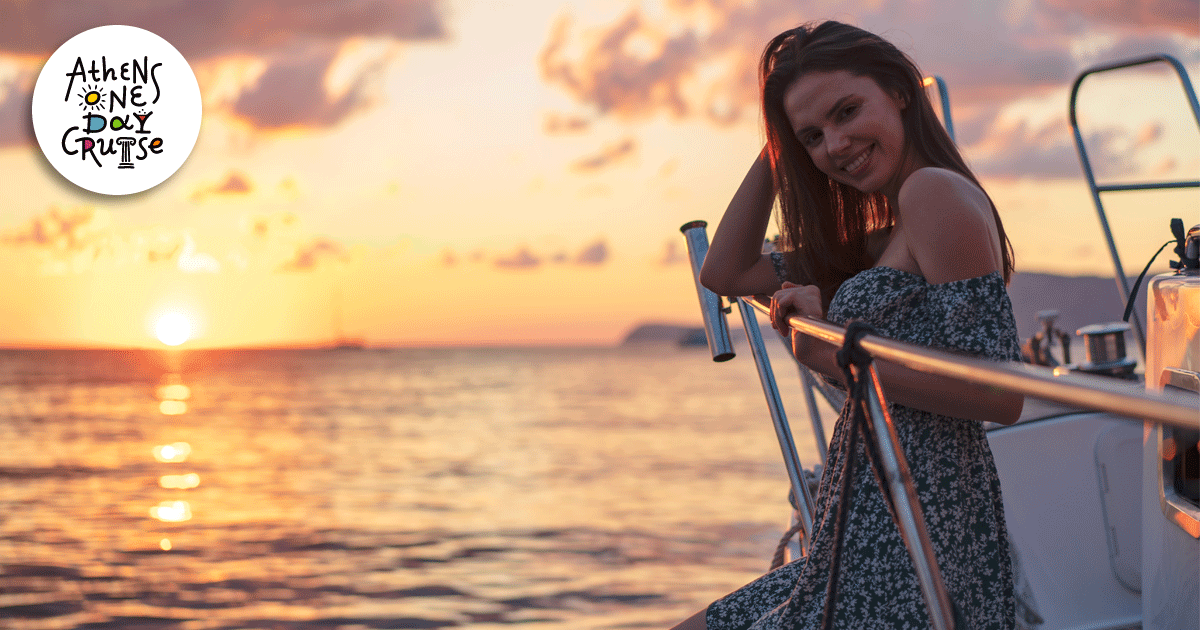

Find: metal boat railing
[680,236,1197,630]
[1069,53,1200,356]
[755,297,1197,430]
[680,221,819,539]
[680,247,1197,630]
[923,75,955,142]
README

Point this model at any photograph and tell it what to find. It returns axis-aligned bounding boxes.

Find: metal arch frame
[926,75,956,143]
[679,222,818,543]
[1068,54,1200,357]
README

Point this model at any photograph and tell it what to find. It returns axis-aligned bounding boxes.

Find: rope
[818,320,968,630]
[820,320,876,630]
[770,519,807,570]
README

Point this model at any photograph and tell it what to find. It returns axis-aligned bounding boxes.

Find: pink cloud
[1037,0,1200,36]
[493,246,541,270]
[0,0,447,58]
[571,137,637,172]
[278,237,348,272]
[191,171,253,201]
[574,238,609,265]
[539,0,1198,179]
[0,0,450,137]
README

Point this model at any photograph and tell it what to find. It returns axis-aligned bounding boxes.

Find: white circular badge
[32,25,201,195]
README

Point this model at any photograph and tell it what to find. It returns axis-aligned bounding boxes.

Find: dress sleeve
[916,272,1022,362]
[769,251,789,284]
[705,560,804,630]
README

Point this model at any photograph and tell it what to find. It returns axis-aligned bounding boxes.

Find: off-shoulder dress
[705,264,1020,630]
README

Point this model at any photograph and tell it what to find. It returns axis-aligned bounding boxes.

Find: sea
[0,341,835,630]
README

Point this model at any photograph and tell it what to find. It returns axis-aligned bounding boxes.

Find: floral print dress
[706,265,1020,630]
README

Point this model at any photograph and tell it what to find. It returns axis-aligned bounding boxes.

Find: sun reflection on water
[157,383,191,401]
[2,347,801,628]
[159,400,188,415]
[149,500,192,522]
[160,473,201,489]
[153,442,192,463]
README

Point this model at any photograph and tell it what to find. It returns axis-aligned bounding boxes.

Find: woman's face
[783,70,921,200]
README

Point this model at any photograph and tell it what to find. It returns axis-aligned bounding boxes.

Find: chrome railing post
[736,298,816,540]
[680,221,735,362]
[799,368,830,466]
[862,363,957,630]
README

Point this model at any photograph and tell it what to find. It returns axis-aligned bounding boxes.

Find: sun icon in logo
[78,84,104,111]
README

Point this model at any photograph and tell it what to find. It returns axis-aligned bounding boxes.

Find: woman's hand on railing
[771,281,824,335]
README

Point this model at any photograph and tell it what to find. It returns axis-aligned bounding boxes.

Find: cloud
[0,206,198,273]
[0,1,447,58]
[191,170,253,201]
[1,206,105,250]
[970,119,1147,179]
[278,237,348,272]
[574,238,609,265]
[658,239,688,266]
[176,232,220,273]
[0,72,33,148]
[230,43,390,130]
[493,246,541,270]
[1037,0,1200,36]
[538,0,1198,136]
[248,212,298,239]
[0,1,449,136]
[444,238,612,270]
[571,137,636,172]
[1136,122,1163,147]
[543,111,591,134]
[540,11,704,120]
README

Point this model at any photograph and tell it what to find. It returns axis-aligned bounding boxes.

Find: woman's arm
[699,148,785,297]
[789,328,1023,425]
[768,169,1024,425]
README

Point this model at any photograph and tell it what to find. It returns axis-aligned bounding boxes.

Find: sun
[155,313,192,346]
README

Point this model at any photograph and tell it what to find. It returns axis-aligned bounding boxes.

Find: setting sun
[155,313,192,346]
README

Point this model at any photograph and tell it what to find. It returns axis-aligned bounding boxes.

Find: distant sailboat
[329,281,365,350]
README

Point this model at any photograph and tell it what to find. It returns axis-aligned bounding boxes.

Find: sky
[0,0,1196,348]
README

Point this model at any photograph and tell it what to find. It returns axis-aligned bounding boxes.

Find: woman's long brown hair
[760,21,1014,307]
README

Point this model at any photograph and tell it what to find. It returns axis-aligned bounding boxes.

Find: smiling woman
[684,20,1021,630]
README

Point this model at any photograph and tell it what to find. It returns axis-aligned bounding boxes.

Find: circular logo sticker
[32,25,201,196]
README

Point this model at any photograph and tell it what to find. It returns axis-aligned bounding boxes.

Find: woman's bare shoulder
[898,167,989,211]
[897,167,999,283]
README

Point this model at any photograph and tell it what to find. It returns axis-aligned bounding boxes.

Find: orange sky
[0,0,1196,348]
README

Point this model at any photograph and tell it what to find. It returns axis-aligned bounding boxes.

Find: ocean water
[0,343,833,629]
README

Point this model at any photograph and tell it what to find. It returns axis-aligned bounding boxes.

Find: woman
[676,21,1023,630]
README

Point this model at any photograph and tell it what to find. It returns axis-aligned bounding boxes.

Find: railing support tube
[680,221,735,362]
[737,298,816,541]
[800,369,829,466]
[862,363,957,630]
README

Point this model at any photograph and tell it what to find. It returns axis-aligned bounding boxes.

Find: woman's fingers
[770,285,823,334]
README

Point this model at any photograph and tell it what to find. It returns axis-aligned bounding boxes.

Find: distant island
[622,323,707,345]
